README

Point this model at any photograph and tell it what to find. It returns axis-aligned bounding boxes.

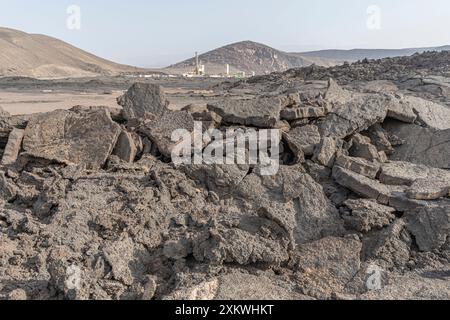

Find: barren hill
[300,45,450,62]
[0,27,143,79]
[166,41,450,76]
[165,41,338,76]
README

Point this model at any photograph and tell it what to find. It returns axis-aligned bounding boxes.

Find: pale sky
[1,0,450,67]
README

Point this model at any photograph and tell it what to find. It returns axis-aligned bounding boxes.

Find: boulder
[380,161,450,202]
[234,166,344,245]
[406,202,450,251]
[283,125,321,159]
[215,272,309,300]
[7,289,28,301]
[388,192,432,213]
[112,130,137,163]
[325,78,353,105]
[181,164,250,196]
[406,179,450,200]
[294,236,362,298]
[384,121,450,169]
[312,137,340,168]
[164,272,309,300]
[332,166,403,205]
[207,97,281,128]
[193,216,291,266]
[163,280,219,300]
[359,80,399,94]
[70,105,124,123]
[280,106,326,121]
[274,120,291,133]
[405,95,450,130]
[349,133,383,161]
[0,114,12,147]
[163,239,191,260]
[117,83,169,121]
[365,124,394,155]
[1,128,24,165]
[361,269,450,300]
[386,95,417,123]
[279,92,301,107]
[320,91,388,139]
[342,199,396,232]
[182,103,222,129]
[379,161,450,186]
[335,155,381,179]
[0,171,18,201]
[142,111,195,158]
[362,219,412,269]
[22,109,121,170]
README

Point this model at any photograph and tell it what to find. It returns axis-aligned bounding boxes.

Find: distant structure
[183,52,205,77]
[195,52,199,72]
[181,52,256,79]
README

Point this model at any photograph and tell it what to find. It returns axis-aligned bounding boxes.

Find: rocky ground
[0,51,449,300]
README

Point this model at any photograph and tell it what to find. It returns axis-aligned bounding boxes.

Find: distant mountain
[299,46,450,62]
[165,41,338,76]
[166,41,450,76]
[3,27,449,78]
[0,27,145,79]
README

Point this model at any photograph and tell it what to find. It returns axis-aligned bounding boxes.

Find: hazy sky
[1,0,450,67]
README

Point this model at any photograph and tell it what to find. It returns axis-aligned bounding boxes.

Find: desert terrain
[1,23,450,302]
[0,76,229,115]
[0,50,449,301]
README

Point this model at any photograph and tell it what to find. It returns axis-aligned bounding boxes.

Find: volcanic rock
[312,137,341,168]
[283,124,321,159]
[293,236,362,298]
[406,179,450,200]
[319,87,388,139]
[384,121,450,169]
[332,166,402,205]
[1,128,24,165]
[342,199,396,232]
[362,219,412,269]
[280,106,326,121]
[234,165,344,245]
[379,161,450,186]
[349,133,383,161]
[112,130,138,163]
[406,202,450,251]
[141,111,195,158]
[0,171,18,201]
[117,83,169,121]
[21,109,121,170]
[207,97,281,128]
[386,95,417,123]
[405,95,450,130]
[182,164,250,196]
[335,154,381,179]
[365,124,394,155]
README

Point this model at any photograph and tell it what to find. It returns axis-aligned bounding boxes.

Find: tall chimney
[195,52,199,71]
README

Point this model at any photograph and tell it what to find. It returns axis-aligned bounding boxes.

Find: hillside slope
[0,27,142,78]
